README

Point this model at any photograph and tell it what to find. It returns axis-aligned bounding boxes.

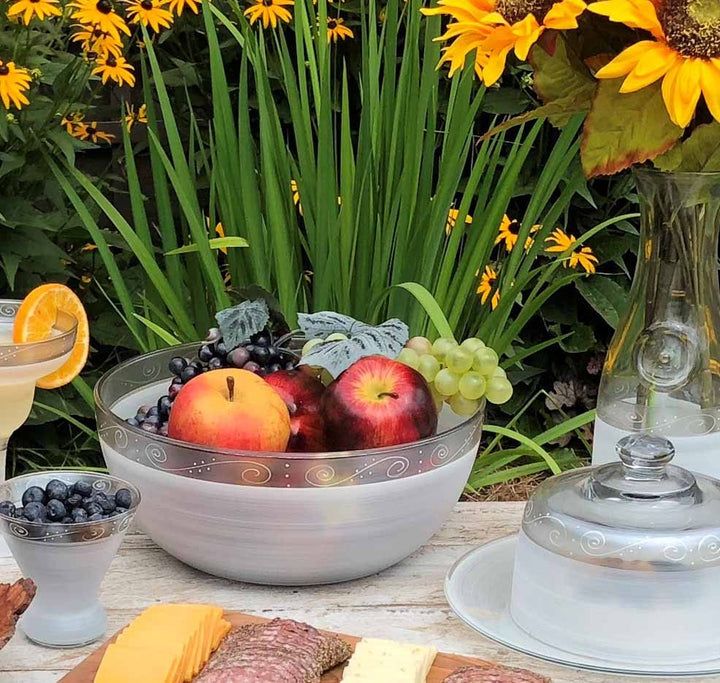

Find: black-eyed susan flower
[62,111,86,134]
[0,61,31,110]
[590,0,720,127]
[423,0,586,85]
[244,0,294,28]
[445,207,473,235]
[495,214,540,251]
[70,0,131,41]
[71,24,124,57]
[93,54,136,87]
[476,264,500,309]
[327,16,353,42]
[74,121,116,144]
[545,228,598,274]
[7,0,61,24]
[124,102,148,132]
[291,179,304,215]
[168,0,198,14]
[124,0,174,32]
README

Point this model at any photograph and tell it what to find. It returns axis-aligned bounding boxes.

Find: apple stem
[226,376,235,402]
[378,392,399,399]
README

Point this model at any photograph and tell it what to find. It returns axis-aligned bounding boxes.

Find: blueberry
[250,330,272,347]
[181,366,199,383]
[126,417,140,427]
[141,423,158,434]
[98,495,116,514]
[267,363,283,374]
[22,486,46,506]
[88,513,104,522]
[66,493,83,509]
[227,347,250,368]
[208,357,224,371]
[85,501,103,517]
[115,489,132,509]
[115,507,129,515]
[169,357,188,376]
[214,341,227,358]
[74,481,93,498]
[92,492,108,504]
[46,499,67,521]
[0,501,16,518]
[61,516,73,524]
[45,479,69,502]
[157,396,173,420]
[23,502,46,522]
[251,346,270,364]
[71,507,88,523]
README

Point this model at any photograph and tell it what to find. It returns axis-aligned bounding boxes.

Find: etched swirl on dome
[8,523,29,538]
[698,535,720,563]
[305,464,336,487]
[429,444,450,467]
[100,425,129,450]
[663,541,688,562]
[117,515,133,534]
[305,456,410,487]
[523,512,568,547]
[81,527,107,542]
[145,442,169,464]
[0,302,19,317]
[234,462,273,485]
[92,479,111,492]
[580,530,607,555]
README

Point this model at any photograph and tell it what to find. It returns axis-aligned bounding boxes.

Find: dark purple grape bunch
[125,327,298,432]
[0,480,133,524]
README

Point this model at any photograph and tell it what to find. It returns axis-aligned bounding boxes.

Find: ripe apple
[322,355,438,450]
[265,370,328,452]
[168,369,291,451]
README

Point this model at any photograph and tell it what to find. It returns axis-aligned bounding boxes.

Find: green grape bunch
[397,335,512,417]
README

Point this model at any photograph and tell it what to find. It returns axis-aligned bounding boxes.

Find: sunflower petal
[589,0,664,39]
[595,40,657,79]
[482,45,512,86]
[619,43,678,93]
[662,58,702,128]
[543,0,586,30]
[701,60,720,125]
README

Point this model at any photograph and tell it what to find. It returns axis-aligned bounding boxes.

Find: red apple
[322,355,438,450]
[265,370,328,452]
[168,369,291,451]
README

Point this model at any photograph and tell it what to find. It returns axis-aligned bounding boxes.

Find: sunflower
[495,214,541,251]
[423,0,586,85]
[62,111,85,134]
[243,0,294,28]
[93,54,136,87]
[477,265,501,309]
[73,121,116,144]
[291,179,304,215]
[168,0,198,13]
[327,17,354,42]
[69,0,130,41]
[590,0,720,127]
[124,102,148,132]
[124,0,174,32]
[545,228,598,274]
[7,0,62,24]
[71,24,124,57]
[206,217,227,254]
[445,207,474,235]
[0,61,31,110]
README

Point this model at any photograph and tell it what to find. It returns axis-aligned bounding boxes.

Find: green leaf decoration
[581,79,683,177]
[298,315,410,378]
[215,300,270,351]
[655,122,720,173]
[529,35,596,127]
[575,277,629,328]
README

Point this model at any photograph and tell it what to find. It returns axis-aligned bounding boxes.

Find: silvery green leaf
[215,299,269,350]
[299,318,409,378]
[298,311,364,338]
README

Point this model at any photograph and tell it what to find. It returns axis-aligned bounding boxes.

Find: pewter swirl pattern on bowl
[95,343,484,488]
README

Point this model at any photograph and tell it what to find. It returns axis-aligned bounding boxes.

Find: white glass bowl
[95,344,484,585]
[0,471,140,647]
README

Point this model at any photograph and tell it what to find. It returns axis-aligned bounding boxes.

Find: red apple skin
[265,370,328,452]
[168,369,291,452]
[322,355,438,450]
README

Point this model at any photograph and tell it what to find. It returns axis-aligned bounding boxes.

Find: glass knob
[634,321,697,391]
[616,433,674,475]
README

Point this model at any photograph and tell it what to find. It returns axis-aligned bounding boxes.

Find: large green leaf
[575,276,629,328]
[581,79,683,177]
[655,121,720,172]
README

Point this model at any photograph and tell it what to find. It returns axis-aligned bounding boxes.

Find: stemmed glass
[0,300,78,556]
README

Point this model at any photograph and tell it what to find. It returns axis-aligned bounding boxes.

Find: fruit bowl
[95,344,484,585]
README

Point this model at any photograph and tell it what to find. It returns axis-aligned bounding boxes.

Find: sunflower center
[495,0,555,24]
[660,0,720,58]
[141,0,153,8]
[0,64,8,76]
[106,54,117,67]
[87,126,96,134]
[328,18,337,28]
[262,0,273,6]
[96,0,113,12]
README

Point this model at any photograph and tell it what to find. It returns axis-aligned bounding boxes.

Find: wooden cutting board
[60,610,495,682]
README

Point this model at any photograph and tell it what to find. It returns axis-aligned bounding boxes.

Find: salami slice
[444,663,551,682]
[195,618,351,683]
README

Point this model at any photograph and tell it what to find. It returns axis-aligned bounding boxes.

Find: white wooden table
[0,502,715,682]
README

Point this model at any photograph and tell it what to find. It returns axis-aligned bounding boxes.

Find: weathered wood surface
[0,502,713,682]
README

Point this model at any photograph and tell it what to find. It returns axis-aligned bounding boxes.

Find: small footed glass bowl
[0,471,140,647]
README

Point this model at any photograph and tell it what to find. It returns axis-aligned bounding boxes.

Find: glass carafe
[593,169,720,477]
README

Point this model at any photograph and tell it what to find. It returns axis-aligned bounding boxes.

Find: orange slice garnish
[12,283,90,389]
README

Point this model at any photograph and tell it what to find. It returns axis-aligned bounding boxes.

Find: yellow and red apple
[322,355,438,450]
[168,369,291,451]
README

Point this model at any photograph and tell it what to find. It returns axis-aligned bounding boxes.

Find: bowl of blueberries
[0,471,140,647]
